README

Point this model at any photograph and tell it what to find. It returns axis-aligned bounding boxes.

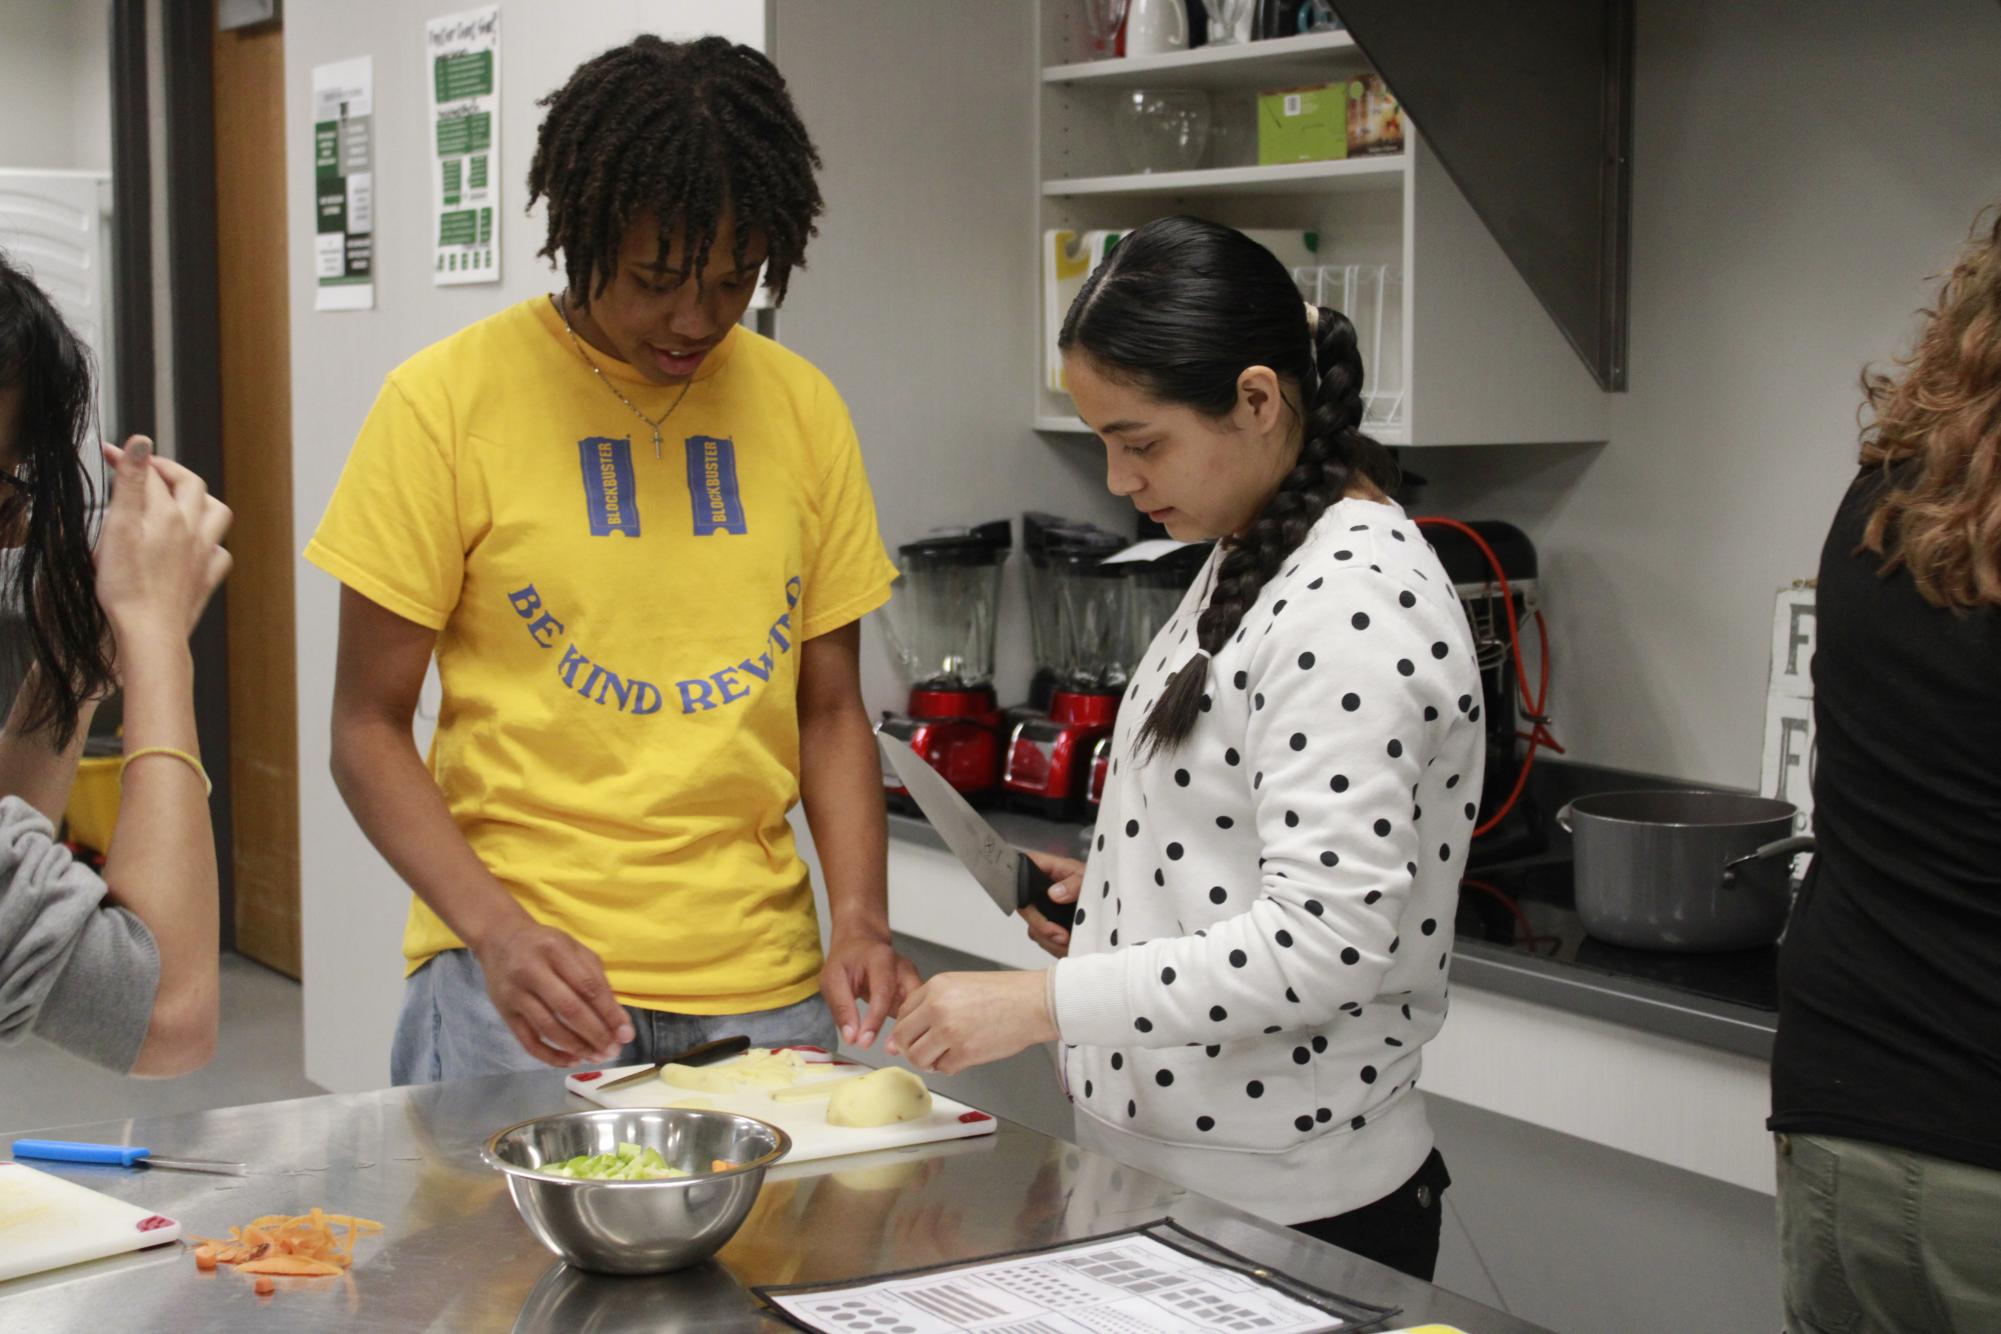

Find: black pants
[1290,1148,1451,1282]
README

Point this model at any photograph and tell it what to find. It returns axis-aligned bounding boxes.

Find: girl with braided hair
[311,36,914,1084]
[892,217,1485,1279]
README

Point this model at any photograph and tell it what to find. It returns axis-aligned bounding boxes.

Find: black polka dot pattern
[1055,502,1477,1156]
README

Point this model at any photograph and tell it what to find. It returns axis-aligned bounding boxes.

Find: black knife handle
[676,1034,752,1066]
[1019,857,1074,929]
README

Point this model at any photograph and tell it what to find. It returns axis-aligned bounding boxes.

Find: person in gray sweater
[0,252,233,1076]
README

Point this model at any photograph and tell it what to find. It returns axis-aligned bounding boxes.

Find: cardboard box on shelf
[1257,84,1345,165]
[1344,73,1405,156]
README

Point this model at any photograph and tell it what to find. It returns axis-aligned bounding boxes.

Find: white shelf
[1043,155,1404,198]
[1043,31,1367,92]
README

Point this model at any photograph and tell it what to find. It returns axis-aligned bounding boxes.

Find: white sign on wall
[1761,583,1816,876]
[427,6,501,285]
[311,56,375,311]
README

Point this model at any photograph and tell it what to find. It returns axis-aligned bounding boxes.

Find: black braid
[526,35,824,305]
[1057,217,1396,760]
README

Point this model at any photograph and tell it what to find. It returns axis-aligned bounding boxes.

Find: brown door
[211,16,301,977]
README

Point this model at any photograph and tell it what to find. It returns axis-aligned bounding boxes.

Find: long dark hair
[528,35,825,306]
[1059,216,1397,757]
[0,250,114,746]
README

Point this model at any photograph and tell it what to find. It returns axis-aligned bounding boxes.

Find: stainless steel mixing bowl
[482,1107,790,1274]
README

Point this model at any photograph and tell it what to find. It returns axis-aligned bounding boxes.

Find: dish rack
[1291,262,1405,438]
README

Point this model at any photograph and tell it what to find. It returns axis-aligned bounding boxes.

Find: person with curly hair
[1768,206,2001,1331]
[1,250,232,1076]
[887,217,1485,1280]
[308,36,913,1084]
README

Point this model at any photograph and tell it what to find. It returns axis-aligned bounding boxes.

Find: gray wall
[773,1,1133,714]
[1419,0,2001,788]
[0,0,112,173]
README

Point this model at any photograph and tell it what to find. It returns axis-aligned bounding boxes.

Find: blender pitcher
[877,520,1012,802]
[1003,530,1129,820]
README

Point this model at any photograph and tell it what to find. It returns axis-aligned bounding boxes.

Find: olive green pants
[1776,1132,2001,1333]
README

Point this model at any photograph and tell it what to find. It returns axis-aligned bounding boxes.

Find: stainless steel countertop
[0,1072,1541,1331]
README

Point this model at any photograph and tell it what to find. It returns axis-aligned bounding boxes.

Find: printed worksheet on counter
[764,1233,1369,1334]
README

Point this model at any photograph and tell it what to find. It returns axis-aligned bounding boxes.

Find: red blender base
[1001,689,1119,821]
[880,686,1004,810]
[1087,734,1113,809]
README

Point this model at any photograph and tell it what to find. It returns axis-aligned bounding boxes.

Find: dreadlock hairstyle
[1059,216,1398,759]
[527,35,824,307]
[0,249,113,747]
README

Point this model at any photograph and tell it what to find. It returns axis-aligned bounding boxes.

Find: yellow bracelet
[120,746,213,797]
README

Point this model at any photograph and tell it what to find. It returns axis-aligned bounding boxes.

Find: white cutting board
[0,1161,183,1283]
[563,1050,997,1164]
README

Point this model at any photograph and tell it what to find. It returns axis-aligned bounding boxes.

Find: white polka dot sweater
[1050,498,1486,1224]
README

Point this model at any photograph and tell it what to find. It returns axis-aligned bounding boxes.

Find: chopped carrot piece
[239,1255,344,1277]
[252,1276,275,1296]
[191,1207,384,1281]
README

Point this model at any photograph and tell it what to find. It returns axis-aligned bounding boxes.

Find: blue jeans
[389,948,839,1085]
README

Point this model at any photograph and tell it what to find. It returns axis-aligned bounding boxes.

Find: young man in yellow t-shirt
[308,36,916,1083]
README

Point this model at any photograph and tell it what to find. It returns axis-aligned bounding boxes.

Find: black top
[1769,466,2001,1171]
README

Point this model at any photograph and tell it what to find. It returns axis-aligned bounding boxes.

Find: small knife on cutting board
[590,1033,753,1093]
[9,1139,247,1176]
[875,730,1074,928]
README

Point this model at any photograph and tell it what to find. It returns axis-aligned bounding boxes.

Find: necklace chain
[555,292,694,458]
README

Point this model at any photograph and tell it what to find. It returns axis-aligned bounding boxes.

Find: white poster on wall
[1761,583,1817,879]
[427,6,500,285]
[311,56,375,311]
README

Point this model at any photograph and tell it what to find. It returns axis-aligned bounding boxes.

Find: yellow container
[65,755,123,855]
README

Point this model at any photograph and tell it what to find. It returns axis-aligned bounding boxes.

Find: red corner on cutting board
[958,1112,993,1124]
[136,1215,175,1232]
[574,1071,602,1082]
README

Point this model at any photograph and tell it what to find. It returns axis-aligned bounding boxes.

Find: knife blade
[875,731,1074,929]
[9,1139,247,1176]
[590,1033,753,1093]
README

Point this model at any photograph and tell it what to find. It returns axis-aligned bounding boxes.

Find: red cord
[1412,517,1565,838]
[1459,878,1562,956]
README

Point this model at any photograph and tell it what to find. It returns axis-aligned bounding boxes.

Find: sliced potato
[660,1048,809,1092]
[826,1067,933,1128]
[769,1073,867,1104]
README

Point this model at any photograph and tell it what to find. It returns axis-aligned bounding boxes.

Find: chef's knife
[9,1139,247,1177]
[590,1033,753,1093]
[875,731,1074,929]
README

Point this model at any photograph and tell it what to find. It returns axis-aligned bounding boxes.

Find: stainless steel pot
[1558,790,1815,952]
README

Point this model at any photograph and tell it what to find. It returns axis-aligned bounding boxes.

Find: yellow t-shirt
[305,297,897,1013]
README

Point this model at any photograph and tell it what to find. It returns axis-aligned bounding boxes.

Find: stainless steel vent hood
[1334,0,1634,390]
